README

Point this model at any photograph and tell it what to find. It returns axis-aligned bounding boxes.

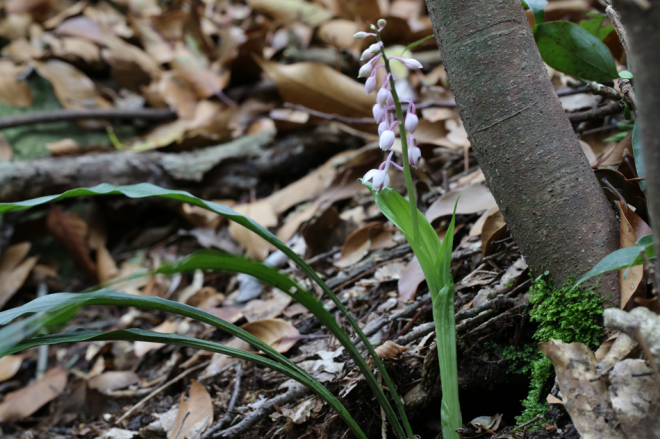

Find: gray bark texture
[425,0,620,302]
[611,0,660,268]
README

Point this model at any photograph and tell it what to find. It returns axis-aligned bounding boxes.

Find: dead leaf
[0,133,12,161]
[97,244,119,284]
[617,201,652,309]
[88,371,140,393]
[243,290,292,322]
[398,256,424,301]
[334,222,396,268]
[0,242,38,309]
[168,381,213,439]
[277,203,320,243]
[375,341,408,359]
[540,340,626,439]
[317,20,359,48]
[608,359,660,439]
[0,355,23,383]
[481,210,507,257]
[33,59,112,129]
[469,205,500,237]
[279,397,317,424]
[241,318,300,353]
[425,183,498,223]
[546,394,563,405]
[0,366,67,423]
[126,119,190,152]
[248,0,333,26]
[134,320,179,357]
[158,71,199,119]
[45,138,81,156]
[5,0,52,15]
[0,60,32,107]
[256,59,375,118]
[596,332,638,377]
[228,200,278,260]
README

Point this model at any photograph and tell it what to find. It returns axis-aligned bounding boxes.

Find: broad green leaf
[0,183,410,439]
[523,0,547,25]
[580,13,614,40]
[534,21,618,83]
[0,326,366,439]
[632,121,645,191]
[637,234,654,247]
[574,245,656,288]
[619,70,633,79]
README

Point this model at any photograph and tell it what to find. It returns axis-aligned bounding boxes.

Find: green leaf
[574,245,656,288]
[637,234,654,247]
[580,13,614,40]
[0,183,410,439]
[401,35,435,56]
[632,121,645,190]
[0,326,367,438]
[619,70,633,79]
[525,0,547,25]
[534,21,618,82]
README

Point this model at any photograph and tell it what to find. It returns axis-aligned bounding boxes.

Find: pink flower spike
[389,57,423,70]
[405,113,418,133]
[363,152,392,193]
[354,32,376,39]
[377,87,390,106]
[365,76,377,94]
[373,104,386,122]
[379,130,395,150]
[378,120,389,135]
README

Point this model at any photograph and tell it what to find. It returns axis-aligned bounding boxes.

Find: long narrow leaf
[0,327,366,439]
[0,184,408,438]
[574,244,656,289]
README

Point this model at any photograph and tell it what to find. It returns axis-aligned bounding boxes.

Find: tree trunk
[611,0,660,267]
[425,0,620,303]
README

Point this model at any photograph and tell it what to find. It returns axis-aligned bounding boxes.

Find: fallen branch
[0,108,176,130]
[568,102,622,123]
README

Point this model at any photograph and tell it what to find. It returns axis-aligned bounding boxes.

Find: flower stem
[377,36,421,245]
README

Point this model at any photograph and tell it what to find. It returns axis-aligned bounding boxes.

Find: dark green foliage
[487,274,604,425]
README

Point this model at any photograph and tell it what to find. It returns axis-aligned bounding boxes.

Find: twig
[212,384,311,438]
[606,6,631,59]
[516,414,543,429]
[585,81,633,106]
[568,102,622,123]
[0,108,177,130]
[455,295,515,323]
[202,363,243,439]
[463,305,523,337]
[619,79,638,108]
[504,278,532,297]
[114,360,212,425]
[173,411,191,439]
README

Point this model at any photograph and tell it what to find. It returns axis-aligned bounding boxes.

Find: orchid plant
[357,20,463,439]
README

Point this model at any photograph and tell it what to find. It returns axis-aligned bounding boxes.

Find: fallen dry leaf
[398,256,425,301]
[248,0,333,26]
[0,242,38,309]
[617,201,652,309]
[256,59,375,118]
[88,371,140,393]
[45,138,81,156]
[126,119,190,152]
[134,320,179,357]
[481,210,507,257]
[375,341,409,359]
[0,355,23,383]
[97,244,119,284]
[335,222,396,268]
[425,183,498,223]
[0,366,68,423]
[228,200,278,260]
[540,340,626,439]
[243,290,292,322]
[317,20,359,48]
[242,318,300,353]
[0,59,32,107]
[169,380,213,439]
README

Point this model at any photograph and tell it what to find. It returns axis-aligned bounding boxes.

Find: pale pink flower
[379,130,395,150]
[389,57,423,70]
[365,76,377,94]
[373,104,386,122]
[354,32,376,39]
[378,120,389,135]
[408,136,421,167]
[377,87,390,106]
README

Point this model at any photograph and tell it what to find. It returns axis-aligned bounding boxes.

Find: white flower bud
[354,32,370,39]
[377,19,387,29]
[409,145,421,167]
[365,76,377,94]
[358,63,374,78]
[400,58,423,69]
[405,113,418,133]
[363,168,390,193]
[373,104,386,122]
[377,87,390,106]
[378,120,389,135]
[368,42,382,53]
[379,130,395,150]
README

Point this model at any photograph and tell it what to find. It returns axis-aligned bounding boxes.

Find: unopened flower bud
[399,58,423,69]
[379,130,395,150]
[405,113,418,133]
[354,32,371,39]
[368,42,382,53]
[386,92,394,107]
[377,19,387,29]
[377,87,390,105]
[409,145,421,167]
[365,76,377,94]
[370,24,378,31]
[358,63,374,78]
[373,104,386,122]
[378,120,389,135]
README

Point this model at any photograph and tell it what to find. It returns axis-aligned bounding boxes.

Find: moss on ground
[486,272,604,425]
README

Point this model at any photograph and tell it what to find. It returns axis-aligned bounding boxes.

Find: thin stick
[173,411,191,439]
[516,414,543,430]
[568,102,622,123]
[0,108,177,130]
[114,360,212,425]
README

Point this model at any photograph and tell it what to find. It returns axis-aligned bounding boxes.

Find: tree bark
[611,0,660,267]
[425,0,620,303]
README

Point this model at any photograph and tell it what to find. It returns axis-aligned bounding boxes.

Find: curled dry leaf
[243,289,293,322]
[46,206,98,283]
[0,355,23,383]
[0,242,38,309]
[168,381,213,439]
[317,20,359,48]
[540,340,626,439]
[616,201,652,309]
[0,60,32,107]
[398,256,425,301]
[481,210,507,257]
[256,59,375,118]
[425,183,498,223]
[334,222,396,268]
[97,244,119,284]
[375,341,409,359]
[241,318,300,353]
[596,332,638,377]
[0,366,68,423]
